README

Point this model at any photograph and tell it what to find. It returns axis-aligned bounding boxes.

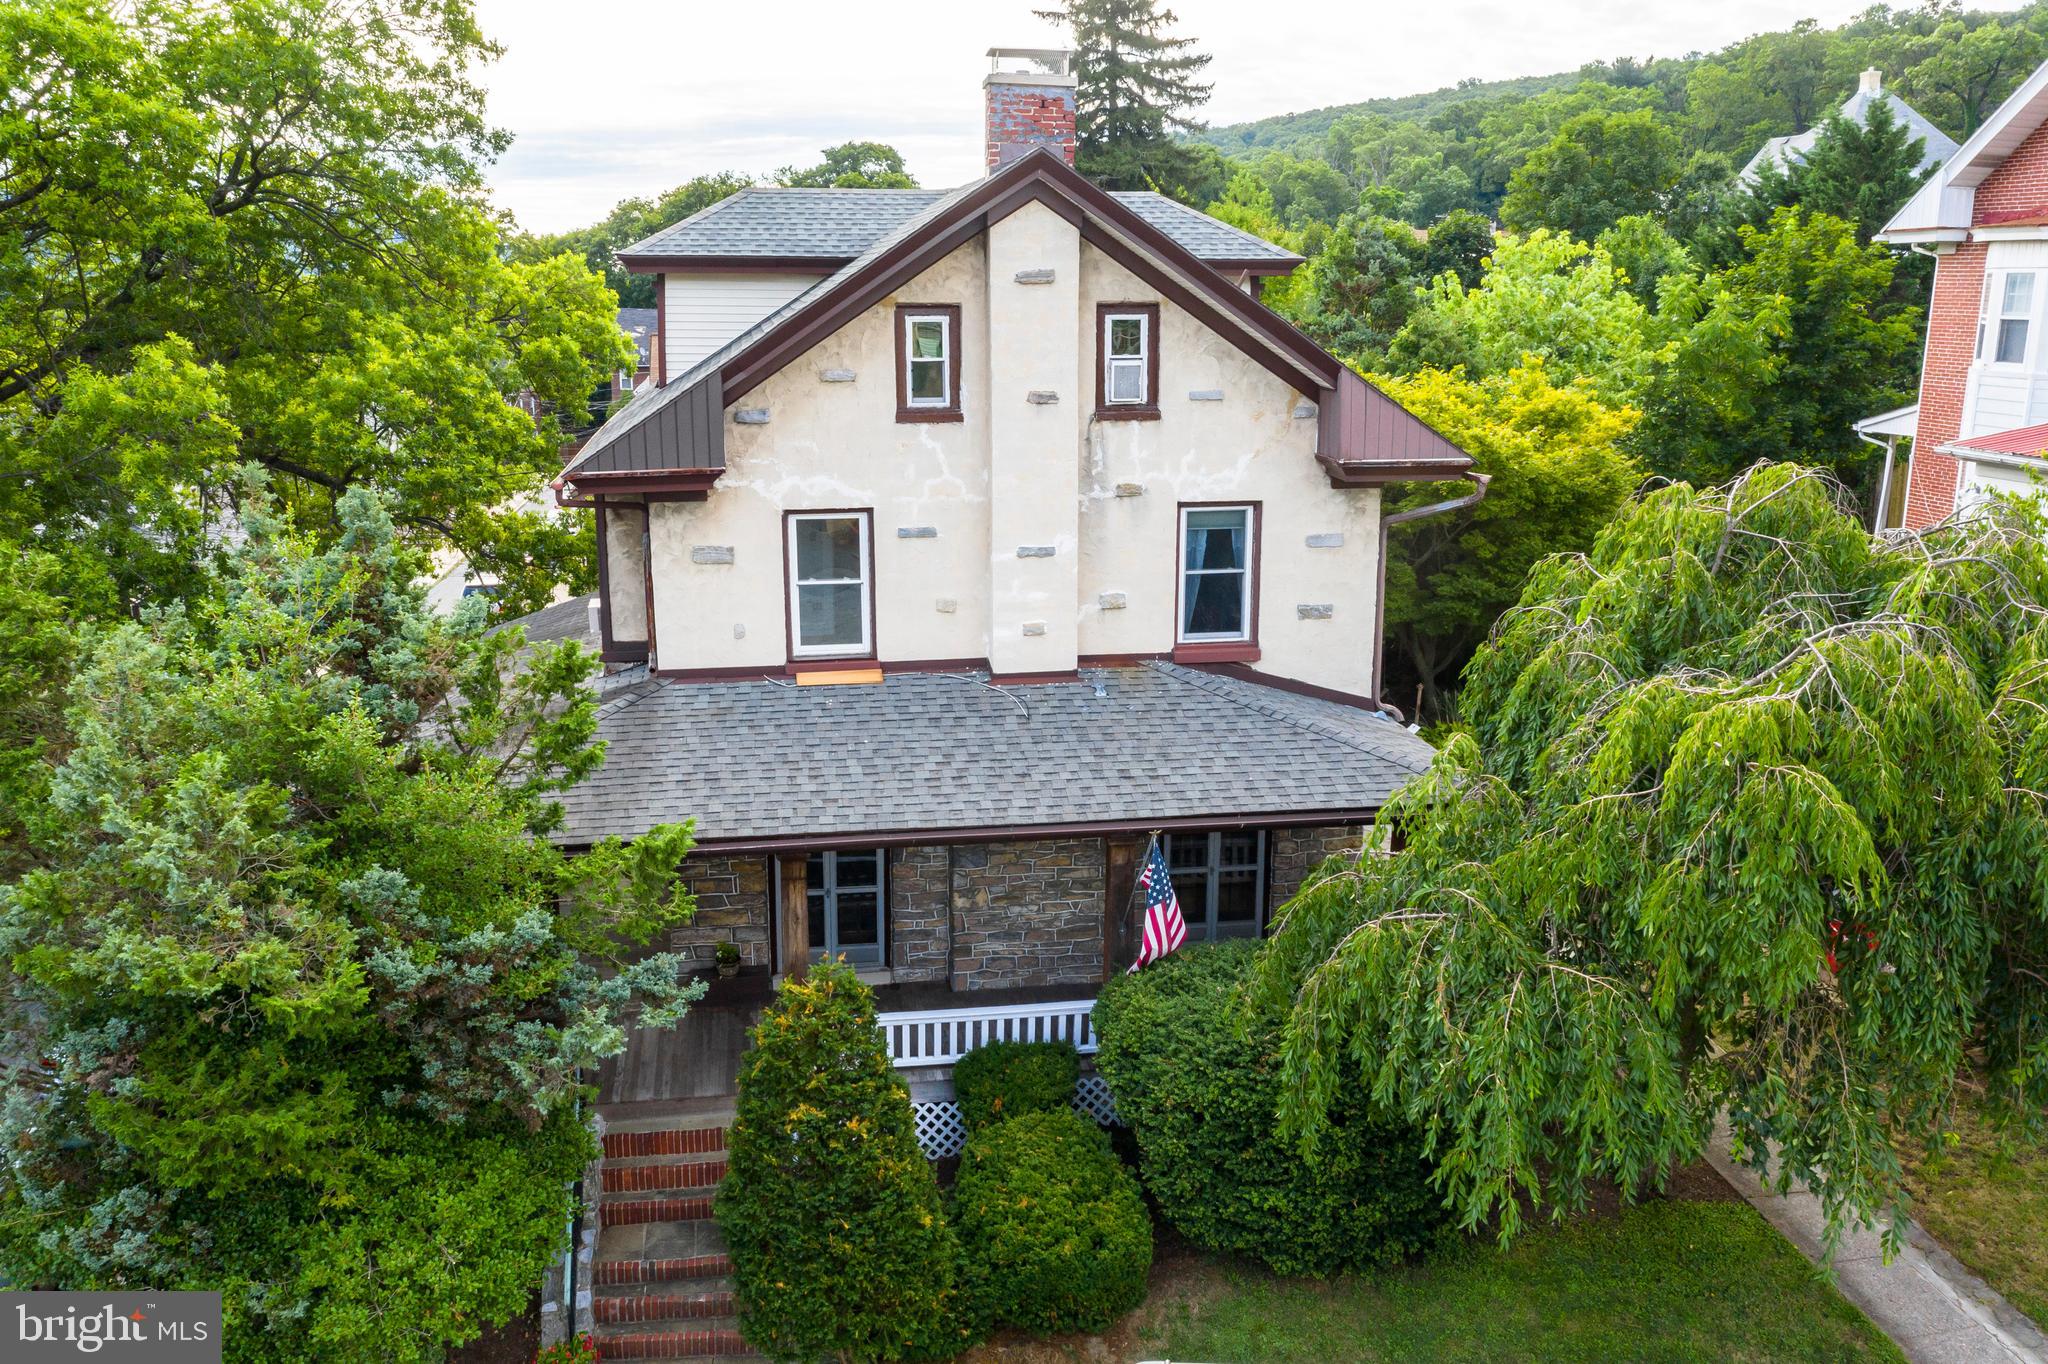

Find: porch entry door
[807,850,884,965]
[1163,831,1266,940]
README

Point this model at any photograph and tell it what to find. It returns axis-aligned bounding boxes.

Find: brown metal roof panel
[1319,368,1472,477]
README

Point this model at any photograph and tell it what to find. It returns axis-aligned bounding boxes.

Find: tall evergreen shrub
[717,961,974,1362]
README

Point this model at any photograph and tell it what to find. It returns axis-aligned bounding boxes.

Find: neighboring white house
[1741,68,1958,184]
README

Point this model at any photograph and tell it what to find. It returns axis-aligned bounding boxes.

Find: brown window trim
[894,303,963,423]
[1095,302,1161,421]
[1172,500,1260,664]
[783,508,879,665]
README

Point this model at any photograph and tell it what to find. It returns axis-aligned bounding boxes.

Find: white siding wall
[1964,240,2048,438]
[663,273,823,380]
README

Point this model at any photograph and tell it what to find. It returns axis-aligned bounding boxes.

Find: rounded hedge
[952,1107,1152,1335]
[952,1039,1080,1130]
[1093,940,1448,1276]
[717,961,977,1362]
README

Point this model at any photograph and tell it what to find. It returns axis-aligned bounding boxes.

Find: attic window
[1095,303,1160,420]
[896,304,962,422]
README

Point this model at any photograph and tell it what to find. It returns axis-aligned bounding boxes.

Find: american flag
[1128,840,1187,972]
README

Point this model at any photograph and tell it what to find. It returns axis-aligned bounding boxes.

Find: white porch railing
[874,998,1099,1068]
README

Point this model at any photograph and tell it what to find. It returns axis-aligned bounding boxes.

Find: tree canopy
[0,486,700,1359]
[1253,464,2048,1250]
[1036,0,1213,192]
[0,0,632,618]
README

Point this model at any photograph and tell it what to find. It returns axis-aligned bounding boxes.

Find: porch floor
[593,968,1106,1115]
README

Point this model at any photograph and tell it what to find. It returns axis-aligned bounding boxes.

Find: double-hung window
[786,511,872,658]
[896,304,961,421]
[1096,303,1159,417]
[1163,832,1266,941]
[1178,504,1255,642]
[804,850,884,965]
[1983,270,2037,365]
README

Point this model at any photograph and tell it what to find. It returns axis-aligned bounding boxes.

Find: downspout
[1858,428,1898,531]
[1371,472,1491,716]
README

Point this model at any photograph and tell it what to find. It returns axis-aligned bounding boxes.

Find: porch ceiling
[552,661,1435,849]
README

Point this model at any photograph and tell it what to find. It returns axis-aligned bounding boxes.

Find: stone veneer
[1268,825,1367,909]
[949,838,1105,990]
[888,845,951,983]
[670,854,772,967]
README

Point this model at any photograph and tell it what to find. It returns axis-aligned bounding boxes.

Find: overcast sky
[479,0,2023,233]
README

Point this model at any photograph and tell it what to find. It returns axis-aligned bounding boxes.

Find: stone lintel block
[1297,603,1334,620]
[690,545,735,565]
[1025,390,1060,405]
[1098,591,1127,610]
[732,408,770,425]
[819,368,856,383]
[897,526,938,539]
[1188,389,1224,401]
[1014,268,1056,284]
[1305,532,1345,549]
[1017,545,1056,557]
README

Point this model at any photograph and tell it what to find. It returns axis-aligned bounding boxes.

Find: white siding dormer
[663,273,823,380]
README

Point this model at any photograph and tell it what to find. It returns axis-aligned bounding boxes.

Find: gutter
[1371,471,1492,714]
[1935,443,2048,474]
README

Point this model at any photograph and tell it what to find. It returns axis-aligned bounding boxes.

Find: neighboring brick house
[514,48,1479,1093]
[1879,57,2048,527]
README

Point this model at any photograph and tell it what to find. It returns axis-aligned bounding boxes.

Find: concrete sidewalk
[1706,1127,2048,1364]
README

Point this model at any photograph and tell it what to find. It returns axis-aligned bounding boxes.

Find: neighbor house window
[804,849,885,965]
[1163,832,1266,941]
[896,304,961,421]
[1177,504,1255,642]
[1096,302,1160,418]
[786,511,872,658]
[1984,270,2036,364]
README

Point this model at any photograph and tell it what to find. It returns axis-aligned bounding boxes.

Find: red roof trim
[1950,422,2048,456]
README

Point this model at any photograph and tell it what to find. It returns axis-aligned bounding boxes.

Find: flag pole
[1122,829,1163,974]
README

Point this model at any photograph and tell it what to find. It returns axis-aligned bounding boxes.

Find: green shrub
[717,961,977,1362]
[953,1108,1152,1335]
[952,1040,1080,1130]
[1093,941,1448,1276]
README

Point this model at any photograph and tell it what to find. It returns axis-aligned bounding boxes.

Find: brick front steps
[593,1118,757,1360]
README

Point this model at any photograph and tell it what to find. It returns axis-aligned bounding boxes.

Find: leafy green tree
[1902,16,2044,136]
[1253,464,2048,1249]
[775,141,919,189]
[1470,83,1663,209]
[1502,108,1682,241]
[1293,214,1426,365]
[1636,207,1919,492]
[1420,209,1496,291]
[1035,0,1213,191]
[0,486,702,1360]
[1242,150,1355,227]
[0,0,633,617]
[1372,363,1642,720]
[513,172,753,308]
[1390,231,1660,406]
[1597,214,1694,310]
[718,960,969,1363]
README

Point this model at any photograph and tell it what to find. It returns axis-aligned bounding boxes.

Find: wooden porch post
[777,852,810,983]
[1104,836,1142,981]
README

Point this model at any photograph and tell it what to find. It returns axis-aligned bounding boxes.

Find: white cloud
[478,0,2028,232]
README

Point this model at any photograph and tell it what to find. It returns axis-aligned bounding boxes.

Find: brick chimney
[984,47,1077,172]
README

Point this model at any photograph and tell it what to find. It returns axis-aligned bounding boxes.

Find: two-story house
[534,49,1479,1113]
[1879,56,2048,527]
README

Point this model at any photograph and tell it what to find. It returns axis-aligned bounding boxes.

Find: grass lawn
[1121,1201,1901,1364]
[1903,1091,2048,1328]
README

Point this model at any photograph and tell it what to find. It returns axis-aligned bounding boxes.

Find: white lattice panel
[1073,1075,1120,1126]
[912,1101,969,1159]
[910,1082,1121,1160]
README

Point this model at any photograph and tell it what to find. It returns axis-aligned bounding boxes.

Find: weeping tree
[1253,464,2048,1249]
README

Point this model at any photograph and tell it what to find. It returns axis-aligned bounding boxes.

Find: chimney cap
[1860,67,1883,94]
[987,47,1075,80]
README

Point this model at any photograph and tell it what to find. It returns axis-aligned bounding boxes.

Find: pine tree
[1035,0,1213,193]
[1788,100,1934,243]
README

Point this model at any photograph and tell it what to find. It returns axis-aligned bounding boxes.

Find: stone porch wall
[950,839,1105,990]
[889,845,951,983]
[671,853,773,967]
[1268,825,1368,909]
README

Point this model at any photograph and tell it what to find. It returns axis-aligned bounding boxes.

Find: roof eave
[1316,454,1474,486]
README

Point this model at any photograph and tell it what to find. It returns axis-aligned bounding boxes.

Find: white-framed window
[804,849,885,965]
[1104,311,1150,405]
[904,312,951,408]
[1163,831,1266,941]
[786,511,872,657]
[1982,270,2037,365]
[1178,504,1254,642]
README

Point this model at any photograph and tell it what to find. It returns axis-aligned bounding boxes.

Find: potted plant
[715,940,742,978]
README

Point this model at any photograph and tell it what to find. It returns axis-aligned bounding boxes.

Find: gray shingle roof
[551,662,1435,846]
[618,186,1299,265]
[494,593,597,647]
[1740,88,1958,183]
